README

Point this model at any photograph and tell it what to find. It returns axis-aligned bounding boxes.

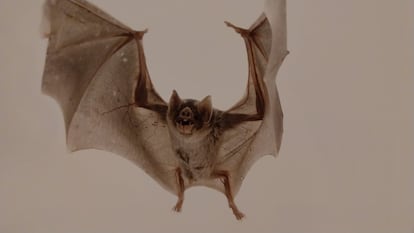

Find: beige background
[1,0,413,232]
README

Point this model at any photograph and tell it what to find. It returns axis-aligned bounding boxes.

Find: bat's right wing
[42,0,179,194]
[213,0,288,195]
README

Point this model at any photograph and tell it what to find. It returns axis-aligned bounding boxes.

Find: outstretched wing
[214,0,288,195]
[42,0,179,194]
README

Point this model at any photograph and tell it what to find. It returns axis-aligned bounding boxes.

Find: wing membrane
[42,0,178,194]
[214,0,288,195]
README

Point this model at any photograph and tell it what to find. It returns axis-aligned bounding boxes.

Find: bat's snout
[179,107,193,120]
[176,107,195,135]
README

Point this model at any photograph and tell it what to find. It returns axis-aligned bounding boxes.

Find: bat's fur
[166,92,246,219]
[166,91,221,181]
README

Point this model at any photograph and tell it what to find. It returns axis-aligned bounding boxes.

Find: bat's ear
[169,90,183,110]
[198,95,213,123]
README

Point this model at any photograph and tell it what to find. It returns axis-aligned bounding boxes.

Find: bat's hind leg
[213,170,245,220]
[172,168,185,212]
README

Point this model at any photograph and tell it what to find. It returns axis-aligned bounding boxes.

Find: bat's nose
[179,107,193,119]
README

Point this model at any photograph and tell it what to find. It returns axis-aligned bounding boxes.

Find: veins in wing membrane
[250,19,270,60]
[218,127,257,164]
[64,33,137,128]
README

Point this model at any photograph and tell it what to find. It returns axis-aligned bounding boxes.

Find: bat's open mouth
[176,119,194,135]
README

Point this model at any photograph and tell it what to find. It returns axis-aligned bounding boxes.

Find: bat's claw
[229,202,245,220]
[232,208,245,220]
[172,200,183,212]
[224,21,249,37]
[134,29,148,40]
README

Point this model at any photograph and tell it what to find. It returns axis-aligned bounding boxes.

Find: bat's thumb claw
[134,29,148,40]
[224,21,249,37]
[224,21,233,27]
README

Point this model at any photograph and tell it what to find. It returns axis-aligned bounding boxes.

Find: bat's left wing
[41,0,180,194]
[212,0,288,195]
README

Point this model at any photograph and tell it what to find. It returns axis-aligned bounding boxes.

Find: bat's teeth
[182,120,190,125]
[176,121,193,135]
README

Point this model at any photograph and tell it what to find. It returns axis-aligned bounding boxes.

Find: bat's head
[167,90,213,136]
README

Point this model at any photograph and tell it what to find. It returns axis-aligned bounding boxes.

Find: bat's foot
[231,206,245,220]
[172,199,183,212]
[212,170,246,220]
[173,167,185,213]
[234,211,245,220]
[229,200,245,220]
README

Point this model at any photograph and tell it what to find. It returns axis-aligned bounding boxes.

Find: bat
[41,0,288,220]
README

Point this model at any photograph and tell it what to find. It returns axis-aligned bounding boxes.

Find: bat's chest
[173,139,217,181]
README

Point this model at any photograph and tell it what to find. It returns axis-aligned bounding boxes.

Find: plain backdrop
[1,0,413,232]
